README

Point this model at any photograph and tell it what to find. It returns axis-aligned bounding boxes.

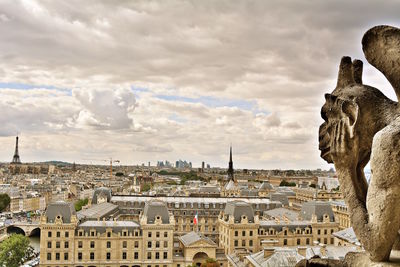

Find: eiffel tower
[11,136,21,164]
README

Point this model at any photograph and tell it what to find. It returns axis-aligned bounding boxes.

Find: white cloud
[0,0,398,168]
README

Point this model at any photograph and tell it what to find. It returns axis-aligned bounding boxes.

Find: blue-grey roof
[45,201,76,223]
[224,201,254,223]
[143,200,170,224]
[270,193,289,206]
[77,220,140,234]
[92,187,112,204]
[299,201,335,222]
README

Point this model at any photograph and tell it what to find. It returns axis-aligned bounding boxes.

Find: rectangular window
[242,231,246,236]
[148,241,152,248]
[134,241,139,248]
[64,253,68,261]
[249,230,253,236]
[78,252,82,260]
[148,232,152,238]
[123,241,127,248]
[56,241,60,248]
[122,252,127,259]
[65,231,69,238]
[242,240,246,246]
[134,252,139,259]
[163,252,168,259]
[57,231,60,238]
[78,241,82,248]
[107,232,111,237]
[156,252,160,259]
[156,231,160,237]
[107,241,111,248]
[64,241,69,249]
[47,253,51,260]
[234,231,238,236]
[234,240,238,246]
[47,241,51,248]
[90,241,95,248]
[107,252,111,260]
[48,231,52,238]
[249,240,253,246]
[56,253,60,260]
[90,252,95,260]
[147,252,151,259]
[164,241,168,247]
[164,232,168,237]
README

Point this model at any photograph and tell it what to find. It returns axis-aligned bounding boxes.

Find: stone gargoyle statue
[319,25,400,262]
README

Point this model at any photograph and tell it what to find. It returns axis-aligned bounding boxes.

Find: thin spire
[227,145,234,181]
[11,135,21,164]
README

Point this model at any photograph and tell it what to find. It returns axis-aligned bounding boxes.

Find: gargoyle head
[319,56,396,167]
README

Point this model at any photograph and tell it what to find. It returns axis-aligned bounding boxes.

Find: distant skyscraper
[227,146,234,181]
[202,161,205,172]
[11,136,21,164]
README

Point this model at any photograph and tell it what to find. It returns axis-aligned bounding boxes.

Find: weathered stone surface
[296,251,400,267]
[319,25,400,262]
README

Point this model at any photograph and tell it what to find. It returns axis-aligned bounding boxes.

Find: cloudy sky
[0,0,399,169]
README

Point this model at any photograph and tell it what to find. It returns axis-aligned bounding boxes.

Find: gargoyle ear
[341,99,359,138]
[337,56,355,88]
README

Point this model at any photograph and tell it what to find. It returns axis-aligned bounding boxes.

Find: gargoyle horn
[362,25,400,101]
[352,59,363,84]
[337,56,355,88]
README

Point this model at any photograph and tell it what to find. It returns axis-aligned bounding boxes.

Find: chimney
[263,247,275,258]
[297,246,307,257]
[262,240,279,247]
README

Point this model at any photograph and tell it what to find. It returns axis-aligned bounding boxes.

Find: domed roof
[45,201,76,223]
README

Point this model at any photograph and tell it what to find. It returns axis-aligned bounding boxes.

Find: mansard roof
[300,201,335,222]
[45,201,76,223]
[224,201,254,223]
[143,200,170,224]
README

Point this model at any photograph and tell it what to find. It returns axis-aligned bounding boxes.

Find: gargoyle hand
[330,117,358,169]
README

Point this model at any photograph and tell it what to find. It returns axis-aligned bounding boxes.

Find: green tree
[0,193,10,212]
[142,183,151,192]
[201,258,219,267]
[74,198,89,211]
[0,234,31,267]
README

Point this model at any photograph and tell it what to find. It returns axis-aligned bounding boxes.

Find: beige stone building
[331,201,350,230]
[39,200,228,267]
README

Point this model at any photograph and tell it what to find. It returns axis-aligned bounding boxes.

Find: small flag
[194,212,198,225]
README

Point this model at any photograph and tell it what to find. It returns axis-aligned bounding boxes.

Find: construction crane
[81,158,120,186]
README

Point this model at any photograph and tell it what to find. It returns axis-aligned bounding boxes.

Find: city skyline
[1,1,399,169]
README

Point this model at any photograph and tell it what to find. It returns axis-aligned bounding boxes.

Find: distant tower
[11,136,21,164]
[227,145,234,181]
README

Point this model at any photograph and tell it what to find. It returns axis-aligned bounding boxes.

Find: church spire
[227,145,234,181]
[11,136,21,164]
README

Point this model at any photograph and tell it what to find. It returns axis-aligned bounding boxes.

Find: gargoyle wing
[362,25,400,101]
